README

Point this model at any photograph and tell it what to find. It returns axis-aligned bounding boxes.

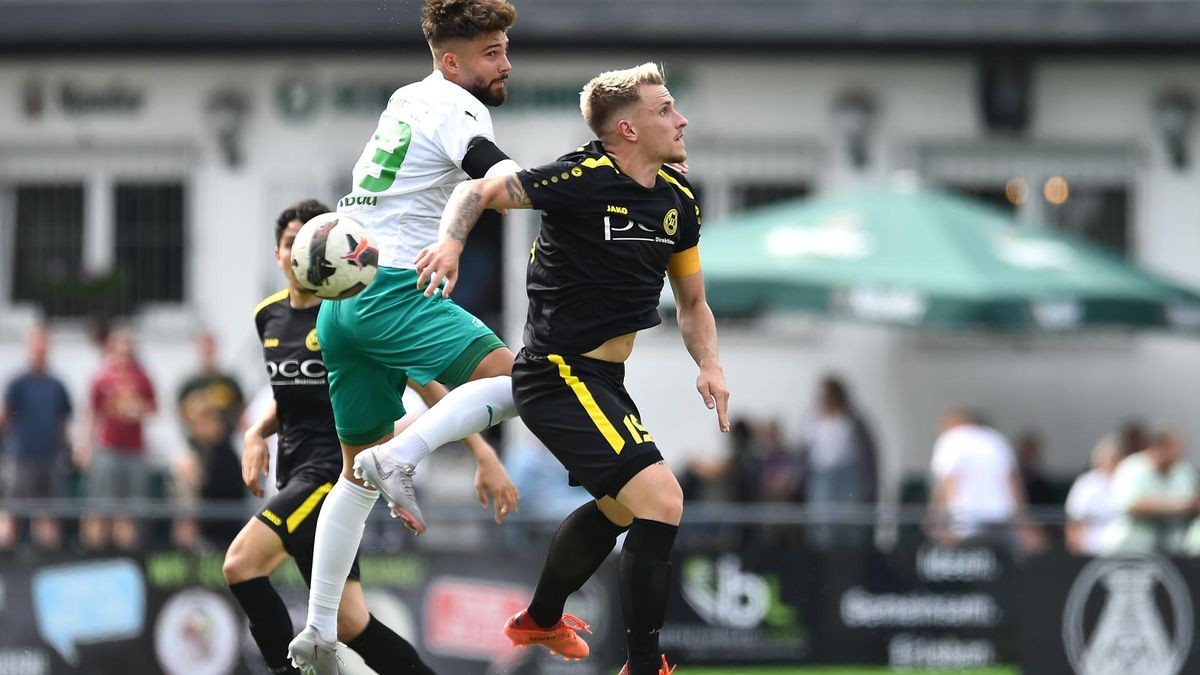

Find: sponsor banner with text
[4,542,1197,674]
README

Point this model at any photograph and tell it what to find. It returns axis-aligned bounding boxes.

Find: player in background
[415,63,729,675]
[292,1,524,671]
[224,200,440,675]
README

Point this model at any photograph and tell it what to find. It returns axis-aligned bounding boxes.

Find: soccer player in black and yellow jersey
[415,63,730,675]
[222,200,436,675]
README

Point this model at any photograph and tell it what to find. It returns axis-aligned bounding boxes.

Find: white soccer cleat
[353,447,426,534]
[288,626,341,675]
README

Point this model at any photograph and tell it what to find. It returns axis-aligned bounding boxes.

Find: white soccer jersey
[337,70,496,269]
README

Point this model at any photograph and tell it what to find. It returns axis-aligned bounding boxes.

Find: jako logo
[265,359,326,379]
[681,554,793,629]
[1063,556,1193,675]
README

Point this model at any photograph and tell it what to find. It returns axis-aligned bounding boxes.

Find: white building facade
[1,47,1198,491]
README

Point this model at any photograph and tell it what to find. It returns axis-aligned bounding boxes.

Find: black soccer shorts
[513,348,664,499]
[255,470,361,585]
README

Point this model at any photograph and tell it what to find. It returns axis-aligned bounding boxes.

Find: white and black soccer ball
[291,213,379,299]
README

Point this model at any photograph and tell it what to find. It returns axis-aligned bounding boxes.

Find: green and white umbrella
[697,185,1200,332]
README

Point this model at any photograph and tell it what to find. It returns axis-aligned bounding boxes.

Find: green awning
[698,185,1200,332]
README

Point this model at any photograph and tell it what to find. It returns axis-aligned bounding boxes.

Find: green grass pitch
[691,662,1017,667]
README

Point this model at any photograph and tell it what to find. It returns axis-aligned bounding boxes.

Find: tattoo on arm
[446,189,484,244]
[504,174,532,207]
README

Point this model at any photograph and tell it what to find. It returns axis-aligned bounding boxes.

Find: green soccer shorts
[316,267,507,446]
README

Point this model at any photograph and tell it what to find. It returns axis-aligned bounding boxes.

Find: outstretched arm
[241,397,278,498]
[415,175,532,297]
[668,264,730,433]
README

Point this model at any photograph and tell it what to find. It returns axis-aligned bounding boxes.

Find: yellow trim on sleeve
[260,509,283,526]
[657,170,695,201]
[547,354,626,454]
[285,482,334,533]
[668,246,702,277]
[254,289,290,318]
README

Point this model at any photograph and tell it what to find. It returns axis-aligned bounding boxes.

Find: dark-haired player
[294,0,526,670]
[223,200,436,675]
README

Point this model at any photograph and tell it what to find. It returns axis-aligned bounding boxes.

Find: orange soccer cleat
[618,654,676,674]
[503,610,592,660]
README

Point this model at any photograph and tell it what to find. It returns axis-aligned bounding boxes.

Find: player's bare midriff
[583,332,637,363]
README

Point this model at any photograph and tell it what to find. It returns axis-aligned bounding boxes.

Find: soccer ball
[291,213,379,299]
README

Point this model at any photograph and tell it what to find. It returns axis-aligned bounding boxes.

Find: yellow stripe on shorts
[548,354,626,455]
[286,482,333,533]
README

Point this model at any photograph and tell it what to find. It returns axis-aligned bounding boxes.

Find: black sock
[620,518,678,675]
[346,614,436,675]
[527,501,630,628]
[228,577,301,675]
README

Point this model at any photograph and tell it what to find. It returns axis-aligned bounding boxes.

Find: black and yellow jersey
[253,290,342,487]
[516,140,702,355]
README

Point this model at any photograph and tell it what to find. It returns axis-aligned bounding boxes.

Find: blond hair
[580,62,665,138]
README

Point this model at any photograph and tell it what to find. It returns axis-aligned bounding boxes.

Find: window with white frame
[681,139,822,220]
[734,182,811,211]
[1,145,193,319]
[12,184,85,316]
[920,141,1137,257]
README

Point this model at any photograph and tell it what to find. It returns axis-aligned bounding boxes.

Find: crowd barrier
[0,504,1193,674]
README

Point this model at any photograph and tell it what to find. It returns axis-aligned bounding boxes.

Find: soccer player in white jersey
[288,1,524,672]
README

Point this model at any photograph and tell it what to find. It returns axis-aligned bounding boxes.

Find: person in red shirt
[75,326,157,551]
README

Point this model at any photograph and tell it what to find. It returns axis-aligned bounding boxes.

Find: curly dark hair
[275,199,331,245]
[421,0,516,47]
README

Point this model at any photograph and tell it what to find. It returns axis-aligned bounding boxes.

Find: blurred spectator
[756,419,802,503]
[504,431,589,519]
[1120,419,1147,459]
[800,375,878,549]
[172,397,244,549]
[177,330,244,436]
[1064,435,1121,556]
[727,419,758,503]
[679,437,736,503]
[1106,430,1198,555]
[0,325,72,550]
[171,330,246,549]
[926,407,1045,552]
[1016,430,1058,506]
[76,326,157,551]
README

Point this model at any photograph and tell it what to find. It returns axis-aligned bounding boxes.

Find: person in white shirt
[801,375,877,549]
[1064,435,1121,556]
[926,408,1044,551]
[1105,430,1198,555]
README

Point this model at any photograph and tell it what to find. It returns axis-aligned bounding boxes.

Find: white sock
[385,375,517,466]
[306,476,378,642]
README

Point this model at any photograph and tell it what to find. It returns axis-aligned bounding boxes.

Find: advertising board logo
[32,559,145,666]
[1063,557,1193,675]
[424,578,529,661]
[681,554,793,629]
[154,589,240,675]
